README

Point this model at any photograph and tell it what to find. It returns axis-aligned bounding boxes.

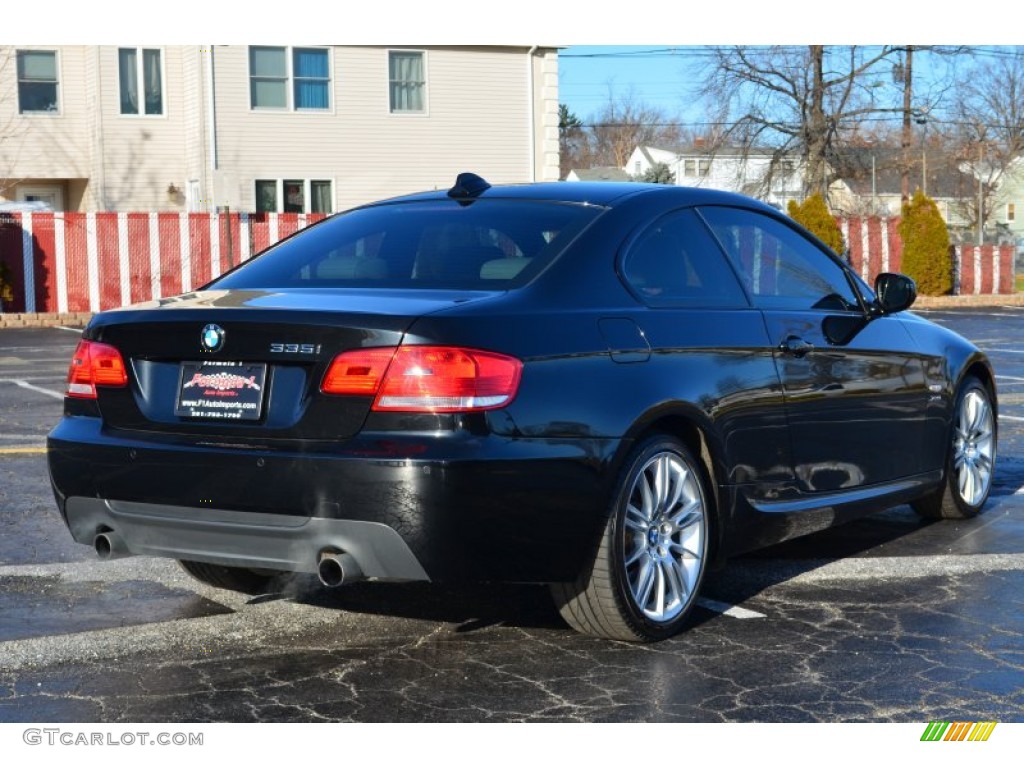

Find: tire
[178,560,286,595]
[912,376,997,520]
[551,434,711,642]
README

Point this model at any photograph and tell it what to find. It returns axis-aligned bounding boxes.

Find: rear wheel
[551,434,711,641]
[912,376,996,520]
[178,560,287,595]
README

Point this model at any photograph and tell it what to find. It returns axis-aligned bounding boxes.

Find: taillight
[321,348,398,396]
[65,340,128,398]
[321,346,522,412]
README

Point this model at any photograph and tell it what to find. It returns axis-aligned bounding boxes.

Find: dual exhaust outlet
[316,551,362,587]
[92,530,363,587]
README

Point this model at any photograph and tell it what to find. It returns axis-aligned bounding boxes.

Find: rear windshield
[209,199,604,291]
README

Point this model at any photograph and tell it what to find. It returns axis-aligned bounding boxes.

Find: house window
[293,48,329,109]
[17,50,59,113]
[250,47,288,108]
[1008,203,1016,222]
[119,48,163,115]
[683,159,710,178]
[250,46,330,110]
[255,180,278,212]
[283,179,304,213]
[255,179,333,214]
[389,50,425,113]
[310,180,332,213]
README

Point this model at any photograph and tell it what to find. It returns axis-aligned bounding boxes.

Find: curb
[912,294,1024,308]
[0,312,94,329]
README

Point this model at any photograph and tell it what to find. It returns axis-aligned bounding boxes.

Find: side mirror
[874,272,917,314]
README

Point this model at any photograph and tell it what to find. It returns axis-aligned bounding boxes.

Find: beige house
[0,45,560,213]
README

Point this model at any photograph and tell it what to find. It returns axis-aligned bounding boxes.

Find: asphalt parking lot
[0,310,1023,723]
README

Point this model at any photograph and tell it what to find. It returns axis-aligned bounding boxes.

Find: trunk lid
[86,288,496,442]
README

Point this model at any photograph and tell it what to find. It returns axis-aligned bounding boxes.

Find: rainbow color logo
[921,722,997,742]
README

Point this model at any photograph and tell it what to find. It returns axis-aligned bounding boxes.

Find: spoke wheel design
[550,435,711,642]
[952,389,995,507]
[622,453,705,624]
[913,376,997,520]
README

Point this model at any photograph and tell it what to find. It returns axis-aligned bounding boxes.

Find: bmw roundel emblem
[200,324,225,352]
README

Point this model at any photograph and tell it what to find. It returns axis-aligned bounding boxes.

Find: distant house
[0,45,560,212]
[988,156,1024,242]
[831,147,976,228]
[565,166,631,182]
[624,143,806,208]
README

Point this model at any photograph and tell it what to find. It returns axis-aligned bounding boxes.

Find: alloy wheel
[622,451,706,623]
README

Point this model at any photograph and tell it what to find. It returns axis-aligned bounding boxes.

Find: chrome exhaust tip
[317,551,363,587]
[94,530,130,560]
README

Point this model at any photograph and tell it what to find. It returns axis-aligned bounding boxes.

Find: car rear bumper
[48,416,619,582]
[62,496,431,580]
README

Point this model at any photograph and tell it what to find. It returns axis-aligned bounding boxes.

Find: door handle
[780,335,814,356]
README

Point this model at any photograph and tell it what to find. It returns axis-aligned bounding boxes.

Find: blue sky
[558,47,713,123]
[557,44,1011,132]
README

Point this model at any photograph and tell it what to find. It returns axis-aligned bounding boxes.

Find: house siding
[210,45,551,211]
[96,46,190,211]
[1,44,559,213]
[0,45,93,181]
[181,47,208,210]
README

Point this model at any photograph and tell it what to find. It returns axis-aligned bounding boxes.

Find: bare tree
[699,45,899,201]
[948,48,1024,241]
[558,104,586,180]
[0,48,23,201]
[583,88,685,169]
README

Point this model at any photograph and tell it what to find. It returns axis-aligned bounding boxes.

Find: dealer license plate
[174,361,267,421]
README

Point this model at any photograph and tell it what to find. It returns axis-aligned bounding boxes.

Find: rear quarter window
[621,208,748,308]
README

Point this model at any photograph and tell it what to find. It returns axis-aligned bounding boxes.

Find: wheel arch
[616,404,729,564]
[960,358,998,413]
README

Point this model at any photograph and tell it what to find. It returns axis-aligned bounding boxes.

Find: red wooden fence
[0,212,1015,314]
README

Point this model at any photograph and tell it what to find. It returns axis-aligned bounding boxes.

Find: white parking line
[996,375,1024,382]
[1001,415,1024,422]
[55,326,83,333]
[917,310,1024,318]
[0,379,64,400]
[696,598,766,619]
[981,348,1024,355]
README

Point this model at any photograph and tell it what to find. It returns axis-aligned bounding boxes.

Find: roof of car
[366,178,782,212]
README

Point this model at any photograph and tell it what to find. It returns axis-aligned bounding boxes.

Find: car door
[697,205,932,494]
[617,208,795,497]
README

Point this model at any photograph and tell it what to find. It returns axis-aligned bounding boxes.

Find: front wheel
[913,376,996,520]
[551,434,711,642]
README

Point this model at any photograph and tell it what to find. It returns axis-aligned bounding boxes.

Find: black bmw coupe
[47,174,997,641]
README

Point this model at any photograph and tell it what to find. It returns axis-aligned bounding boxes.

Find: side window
[621,209,747,308]
[118,48,163,115]
[389,50,426,113]
[17,50,59,113]
[698,206,860,312]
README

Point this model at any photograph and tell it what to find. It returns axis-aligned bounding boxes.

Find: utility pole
[808,46,828,199]
[977,141,985,246]
[900,46,914,204]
